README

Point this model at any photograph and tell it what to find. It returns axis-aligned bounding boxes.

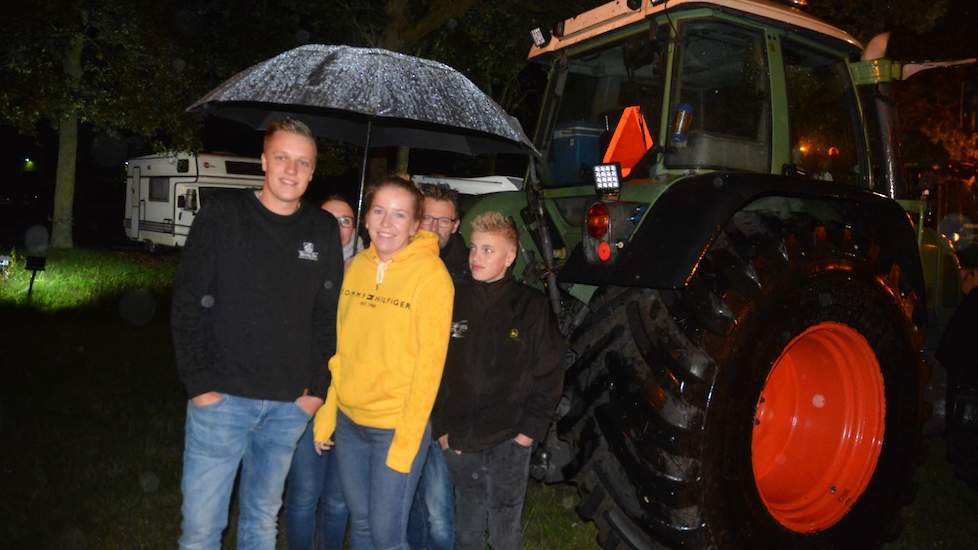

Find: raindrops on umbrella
[118,288,157,326]
[188,44,536,156]
[189,44,537,240]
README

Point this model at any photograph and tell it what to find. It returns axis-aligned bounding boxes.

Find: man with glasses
[419,183,469,280]
[406,182,465,550]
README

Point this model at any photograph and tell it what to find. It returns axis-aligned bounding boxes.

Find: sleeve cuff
[517,417,551,443]
[313,401,337,443]
[385,432,421,474]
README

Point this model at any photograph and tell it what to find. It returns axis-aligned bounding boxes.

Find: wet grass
[0,248,974,549]
[884,439,978,550]
[0,247,176,311]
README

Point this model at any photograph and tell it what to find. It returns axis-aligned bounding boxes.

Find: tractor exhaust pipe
[862,33,907,200]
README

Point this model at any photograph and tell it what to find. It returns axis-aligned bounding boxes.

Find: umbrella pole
[354,118,374,243]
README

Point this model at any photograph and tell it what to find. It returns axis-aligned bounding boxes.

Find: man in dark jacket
[171,119,343,549]
[419,182,469,279]
[408,182,469,550]
[432,211,564,550]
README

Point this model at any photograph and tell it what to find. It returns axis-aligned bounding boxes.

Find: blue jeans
[407,439,456,550]
[178,394,311,550]
[286,420,349,550]
[335,410,429,550]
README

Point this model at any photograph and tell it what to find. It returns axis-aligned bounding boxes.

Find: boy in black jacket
[432,211,564,550]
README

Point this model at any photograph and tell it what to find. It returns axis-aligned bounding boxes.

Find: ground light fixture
[24,255,46,304]
[593,162,622,195]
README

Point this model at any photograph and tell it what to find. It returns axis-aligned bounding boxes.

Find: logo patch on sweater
[298,242,319,261]
[451,320,469,339]
[508,328,520,340]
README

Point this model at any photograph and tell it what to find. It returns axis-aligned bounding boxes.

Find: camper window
[149,177,169,202]
[226,160,264,176]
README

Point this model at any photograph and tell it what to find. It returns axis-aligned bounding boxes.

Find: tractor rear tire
[563,211,924,549]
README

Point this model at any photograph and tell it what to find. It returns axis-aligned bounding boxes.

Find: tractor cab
[517,0,890,279]
[531,0,866,193]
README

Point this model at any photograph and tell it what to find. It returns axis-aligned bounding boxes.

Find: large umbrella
[188,44,537,225]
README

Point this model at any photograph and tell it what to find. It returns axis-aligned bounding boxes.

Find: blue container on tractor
[550,124,604,185]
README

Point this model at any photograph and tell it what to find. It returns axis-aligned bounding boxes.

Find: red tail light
[587,202,610,239]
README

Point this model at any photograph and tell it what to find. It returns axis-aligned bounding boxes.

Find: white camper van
[123,152,263,250]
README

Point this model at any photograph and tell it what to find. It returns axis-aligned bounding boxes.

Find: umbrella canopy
[188,44,537,156]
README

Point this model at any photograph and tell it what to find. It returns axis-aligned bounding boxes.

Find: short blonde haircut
[469,211,518,247]
[265,118,317,155]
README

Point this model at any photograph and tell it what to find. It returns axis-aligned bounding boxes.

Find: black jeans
[444,439,532,550]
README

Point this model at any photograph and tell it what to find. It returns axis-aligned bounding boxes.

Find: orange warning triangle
[602,106,654,178]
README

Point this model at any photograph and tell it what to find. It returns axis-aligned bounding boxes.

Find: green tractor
[458,0,976,547]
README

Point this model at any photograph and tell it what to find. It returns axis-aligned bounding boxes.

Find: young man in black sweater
[432,211,564,550]
[171,119,344,549]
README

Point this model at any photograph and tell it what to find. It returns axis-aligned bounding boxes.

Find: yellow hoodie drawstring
[376,260,390,288]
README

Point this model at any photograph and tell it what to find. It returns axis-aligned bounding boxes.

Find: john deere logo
[509,328,520,340]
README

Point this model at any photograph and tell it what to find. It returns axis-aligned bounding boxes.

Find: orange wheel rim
[751,322,885,533]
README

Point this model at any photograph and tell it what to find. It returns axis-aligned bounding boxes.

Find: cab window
[664,20,771,173]
[782,39,866,186]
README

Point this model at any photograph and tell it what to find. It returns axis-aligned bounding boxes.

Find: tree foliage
[0,0,204,150]
[805,0,949,43]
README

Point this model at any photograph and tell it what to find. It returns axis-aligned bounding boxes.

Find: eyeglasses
[421,215,457,228]
[335,216,354,228]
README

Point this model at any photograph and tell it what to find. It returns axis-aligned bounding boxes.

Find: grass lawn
[1,248,974,549]
[0,247,176,311]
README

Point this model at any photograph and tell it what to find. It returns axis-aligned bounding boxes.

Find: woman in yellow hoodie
[313,177,454,550]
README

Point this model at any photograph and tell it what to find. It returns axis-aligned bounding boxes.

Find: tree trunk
[50,34,84,249]
[395,146,410,176]
[368,150,390,185]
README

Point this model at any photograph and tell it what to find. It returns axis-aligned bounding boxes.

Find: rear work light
[530,27,550,48]
[593,163,622,195]
[587,202,610,239]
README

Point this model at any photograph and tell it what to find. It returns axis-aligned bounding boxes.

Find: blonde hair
[264,118,317,154]
[469,211,518,247]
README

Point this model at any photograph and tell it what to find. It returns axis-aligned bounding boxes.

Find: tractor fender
[558,172,925,321]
